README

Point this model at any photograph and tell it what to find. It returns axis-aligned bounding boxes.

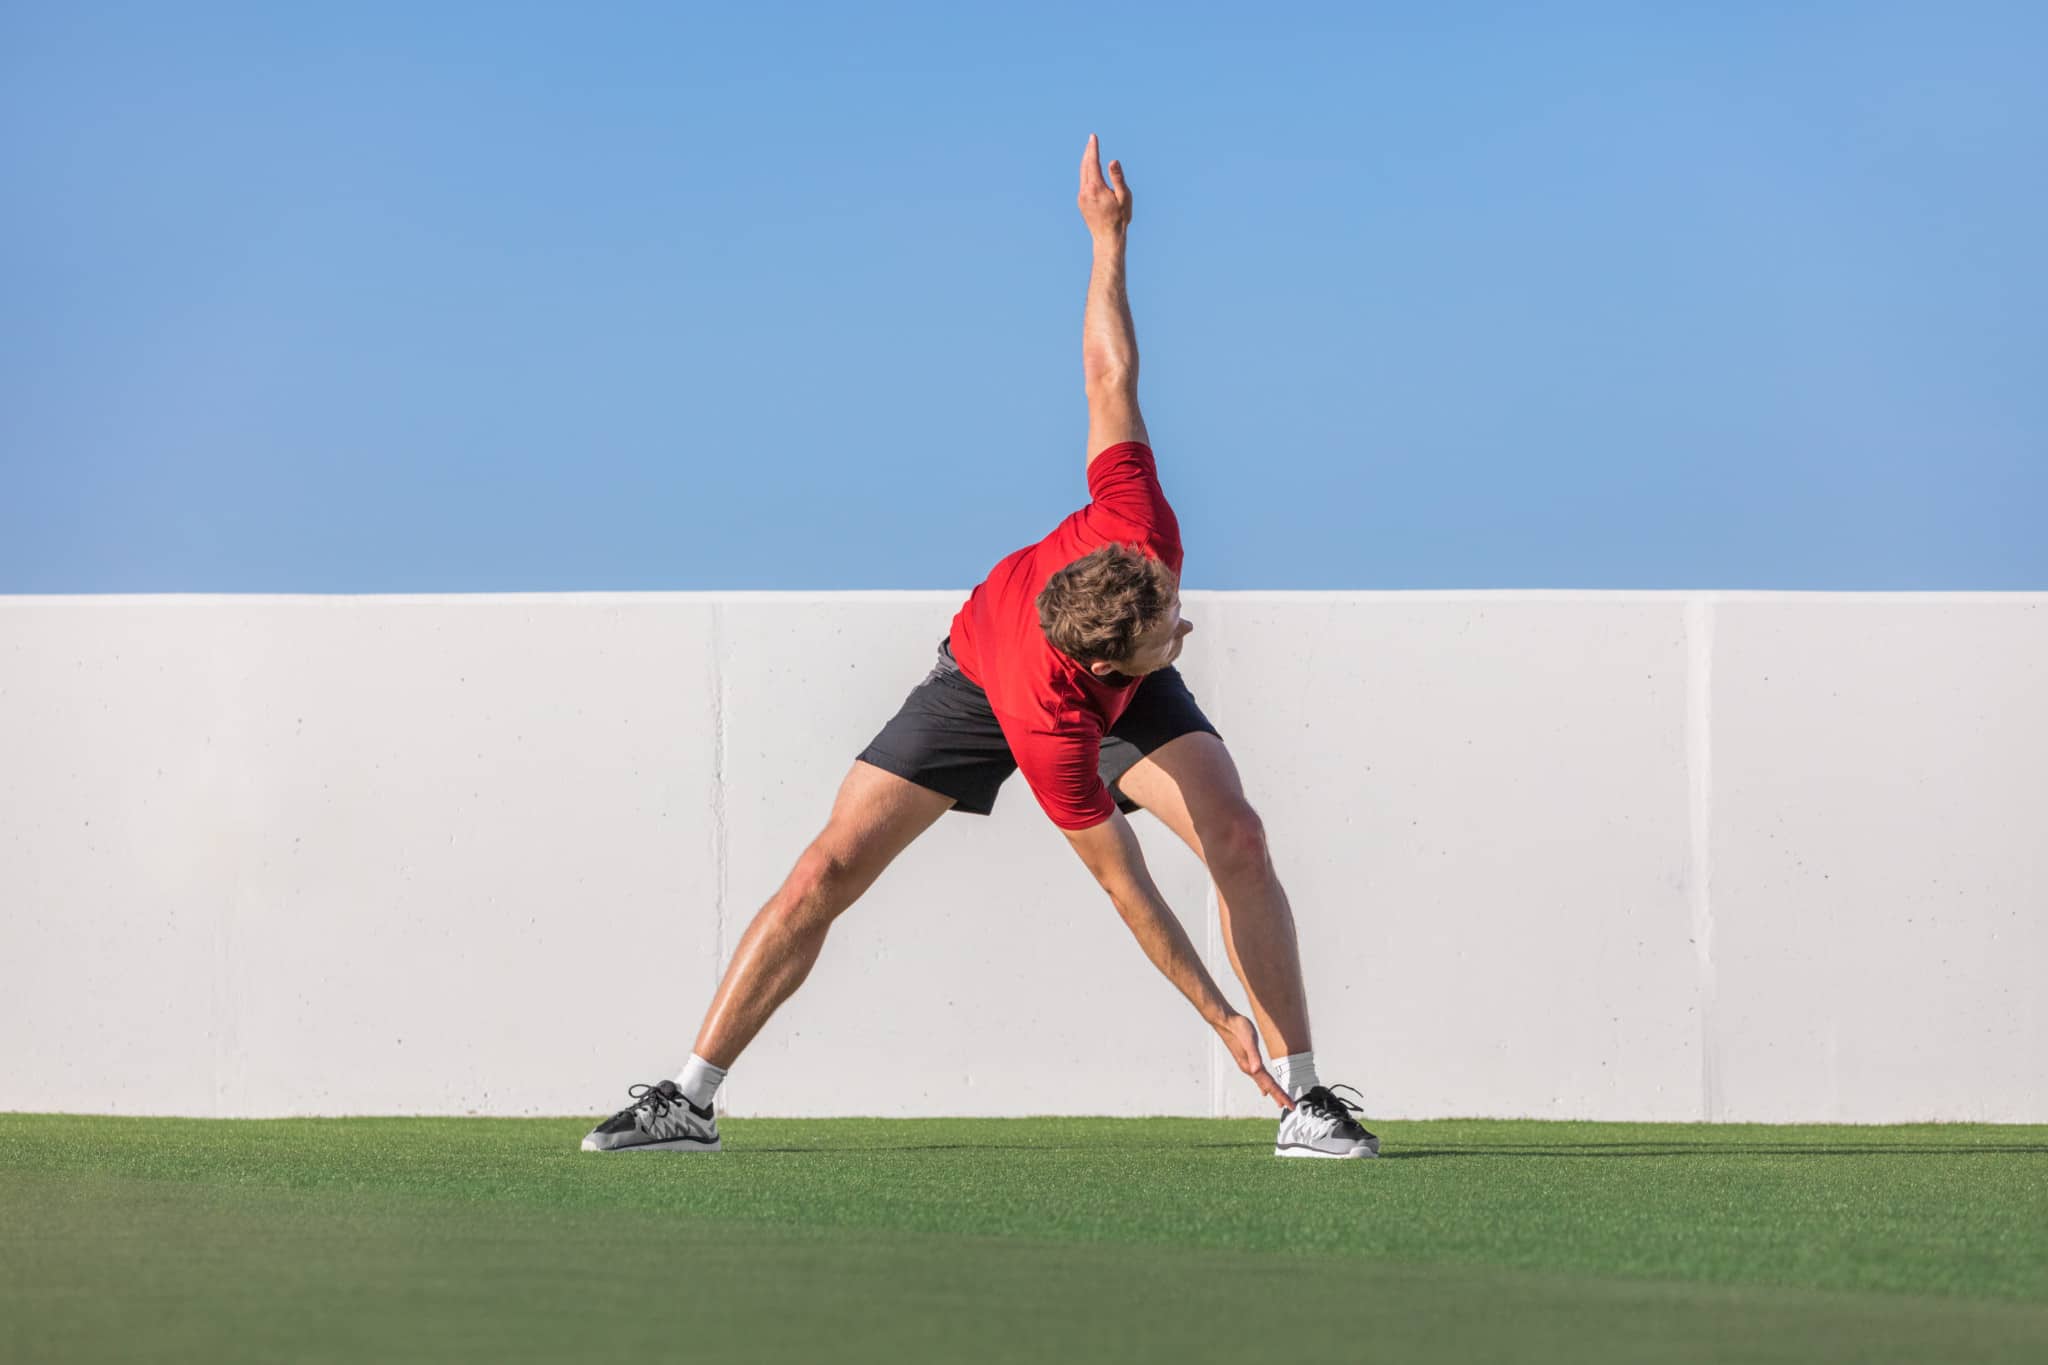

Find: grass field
[4,1114,2045,1364]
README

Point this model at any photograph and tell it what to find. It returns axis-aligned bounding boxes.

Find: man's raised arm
[1077,134,1150,464]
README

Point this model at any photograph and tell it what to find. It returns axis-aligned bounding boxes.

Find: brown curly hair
[1036,543,1179,666]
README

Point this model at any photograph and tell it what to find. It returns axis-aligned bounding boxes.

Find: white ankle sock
[1271,1050,1319,1100]
[674,1053,727,1111]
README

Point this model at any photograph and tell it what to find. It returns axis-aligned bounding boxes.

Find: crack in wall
[1203,611,1225,1118]
[709,603,730,1001]
[1686,594,1720,1121]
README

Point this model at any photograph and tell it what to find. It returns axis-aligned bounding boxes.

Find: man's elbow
[1060,810,1114,864]
[1061,810,1141,892]
[1083,359,1138,396]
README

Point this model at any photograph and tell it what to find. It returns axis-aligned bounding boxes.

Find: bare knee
[777,841,862,929]
[1205,803,1270,881]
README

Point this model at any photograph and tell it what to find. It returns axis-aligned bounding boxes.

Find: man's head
[1036,542,1193,679]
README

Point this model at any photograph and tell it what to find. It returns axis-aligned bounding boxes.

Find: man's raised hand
[1077,133,1132,238]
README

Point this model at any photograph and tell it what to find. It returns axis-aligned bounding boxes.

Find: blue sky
[3,2,2042,592]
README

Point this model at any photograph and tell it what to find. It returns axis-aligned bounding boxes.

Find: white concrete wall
[2,592,2042,1122]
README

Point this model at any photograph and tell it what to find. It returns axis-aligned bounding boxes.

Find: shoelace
[1298,1084,1371,1135]
[604,1082,684,1126]
[621,1083,704,1138]
[625,1082,677,1110]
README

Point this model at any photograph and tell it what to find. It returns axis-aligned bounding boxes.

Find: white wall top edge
[1203,590,2045,603]
[0,591,968,606]
[3,590,2043,607]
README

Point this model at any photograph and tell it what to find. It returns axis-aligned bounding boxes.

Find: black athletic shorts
[856,634,1222,817]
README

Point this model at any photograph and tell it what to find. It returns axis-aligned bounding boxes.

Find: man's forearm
[1082,231,1139,390]
[1105,863,1228,1023]
[1109,882,1233,1026]
[1067,812,1228,1022]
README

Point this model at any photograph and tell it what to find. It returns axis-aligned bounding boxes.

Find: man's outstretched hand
[1217,1012,1295,1112]
[1077,133,1132,238]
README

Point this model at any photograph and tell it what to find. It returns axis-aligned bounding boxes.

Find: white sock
[1270,1050,1319,1100]
[674,1053,727,1111]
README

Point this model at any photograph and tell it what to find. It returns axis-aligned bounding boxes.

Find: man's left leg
[1114,730,1379,1157]
[1110,731,1310,1058]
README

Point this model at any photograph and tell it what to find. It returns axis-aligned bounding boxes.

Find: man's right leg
[693,757,956,1066]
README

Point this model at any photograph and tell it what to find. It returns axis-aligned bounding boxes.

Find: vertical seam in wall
[1685,594,1720,1122]
[1206,880,1222,1118]
[210,648,241,1120]
[709,603,729,1003]
[1204,607,1224,1119]
[212,889,231,1118]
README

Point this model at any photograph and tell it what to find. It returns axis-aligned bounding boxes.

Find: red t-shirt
[947,442,1184,830]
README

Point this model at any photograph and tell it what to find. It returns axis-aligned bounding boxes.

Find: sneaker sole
[1275,1142,1380,1159]
[580,1136,722,1153]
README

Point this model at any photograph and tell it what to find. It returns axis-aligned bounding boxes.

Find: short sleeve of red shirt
[996,708,1118,830]
[1081,442,1180,565]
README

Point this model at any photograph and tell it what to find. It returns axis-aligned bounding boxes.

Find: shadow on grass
[723,1144,1138,1155]
[1380,1144,2048,1160]
[722,1141,2048,1158]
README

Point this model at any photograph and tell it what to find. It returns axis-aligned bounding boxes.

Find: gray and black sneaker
[580,1079,721,1153]
[1275,1083,1380,1159]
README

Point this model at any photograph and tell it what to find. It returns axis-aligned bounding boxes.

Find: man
[584,136,1377,1160]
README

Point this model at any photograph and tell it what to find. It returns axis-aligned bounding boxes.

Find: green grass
[4,1115,2045,1363]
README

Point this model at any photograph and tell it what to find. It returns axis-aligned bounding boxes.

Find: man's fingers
[1080,133,1107,190]
[1219,1014,1291,1111]
[1233,1043,1294,1111]
[1107,159,1127,194]
[1257,1067,1294,1111]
